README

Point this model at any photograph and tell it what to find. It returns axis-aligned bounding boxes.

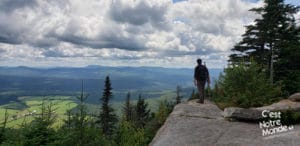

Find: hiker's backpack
[196,65,208,81]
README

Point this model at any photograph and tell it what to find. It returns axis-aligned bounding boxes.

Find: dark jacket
[194,65,209,82]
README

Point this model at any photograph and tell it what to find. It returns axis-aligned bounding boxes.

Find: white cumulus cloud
[1,0,295,68]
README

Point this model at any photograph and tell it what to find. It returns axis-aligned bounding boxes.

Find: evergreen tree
[229,0,299,84]
[72,81,89,145]
[219,61,280,108]
[98,76,118,138]
[274,21,300,94]
[122,92,133,122]
[0,109,8,144]
[23,99,57,146]
[212,73,225,100]
[63,103,73,131]
[155,100,174,125]
[176,86,182,104]
[57,81,89,145]
[115,121,146,146]
[56,81,111,146]
[205,85,212,100]
[135,94,150,128]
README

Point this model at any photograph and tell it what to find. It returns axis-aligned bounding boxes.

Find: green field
[0,96,77,128]
[0,91,180,128]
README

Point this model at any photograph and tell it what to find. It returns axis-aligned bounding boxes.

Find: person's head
[197,58,202,65]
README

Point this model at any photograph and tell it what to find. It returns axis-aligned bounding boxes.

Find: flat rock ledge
[150,100,300,146]
[224,99,300,121]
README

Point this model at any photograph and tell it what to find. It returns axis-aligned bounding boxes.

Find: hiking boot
[197,100,204,104]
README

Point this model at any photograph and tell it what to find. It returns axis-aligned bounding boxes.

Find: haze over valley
[0,65,222,105]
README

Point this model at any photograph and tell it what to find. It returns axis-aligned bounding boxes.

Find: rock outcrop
[150,100,300,146]
[224,99,300,121]
[289,93,300,102]
[223,107,262,121]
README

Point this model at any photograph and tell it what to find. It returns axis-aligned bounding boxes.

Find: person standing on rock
[194,58,210,103]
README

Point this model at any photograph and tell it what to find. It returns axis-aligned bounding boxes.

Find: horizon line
[0,65,225,70]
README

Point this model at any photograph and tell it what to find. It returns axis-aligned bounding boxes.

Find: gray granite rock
[289,93,300,102]
[150,99,300,146]
[223,107,263,121]
[224,99,300,121]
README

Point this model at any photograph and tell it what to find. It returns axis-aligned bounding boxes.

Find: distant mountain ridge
[0,65,223,79]
[0,66,223,104]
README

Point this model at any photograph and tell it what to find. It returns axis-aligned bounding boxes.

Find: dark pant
[197,80,206,103]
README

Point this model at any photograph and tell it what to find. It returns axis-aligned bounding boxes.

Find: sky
[0,0,299,68]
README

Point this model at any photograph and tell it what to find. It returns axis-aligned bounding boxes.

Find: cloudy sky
[0,0,299,68]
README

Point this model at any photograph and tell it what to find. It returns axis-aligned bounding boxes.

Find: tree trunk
[270,43,274,85]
